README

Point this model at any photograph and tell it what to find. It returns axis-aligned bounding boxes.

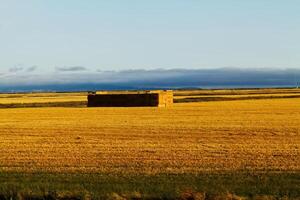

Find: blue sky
[0,0,299,77]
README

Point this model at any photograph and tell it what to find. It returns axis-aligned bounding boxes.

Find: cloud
[56,66,87,72]
[9,66,23,73]
[7,65,38,74]
[26,66,38,72]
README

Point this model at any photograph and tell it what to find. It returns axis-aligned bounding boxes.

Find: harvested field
[0,98,299,173]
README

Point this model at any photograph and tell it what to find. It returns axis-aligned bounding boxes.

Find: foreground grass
[0,172,299,199]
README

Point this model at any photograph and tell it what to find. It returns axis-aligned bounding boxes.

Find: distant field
[1,88,300,108]
[0,92,87,108]
[174,88,300,102]
[175,88,300,95]
[0,89,299,199]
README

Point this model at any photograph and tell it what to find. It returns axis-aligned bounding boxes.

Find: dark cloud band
[56,66,87,72]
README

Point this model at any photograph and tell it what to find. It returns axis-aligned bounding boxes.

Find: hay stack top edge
[87,90,173,107]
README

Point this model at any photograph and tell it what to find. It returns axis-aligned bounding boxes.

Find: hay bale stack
[87,90,173,107]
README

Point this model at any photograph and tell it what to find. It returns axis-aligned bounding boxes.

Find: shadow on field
[0,172,299,200]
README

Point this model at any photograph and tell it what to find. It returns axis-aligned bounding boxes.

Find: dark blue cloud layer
[0,68,299,92]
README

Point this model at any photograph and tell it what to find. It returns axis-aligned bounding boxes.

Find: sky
[0,0,300,85]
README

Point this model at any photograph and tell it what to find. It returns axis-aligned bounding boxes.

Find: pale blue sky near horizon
[0,0,299,74]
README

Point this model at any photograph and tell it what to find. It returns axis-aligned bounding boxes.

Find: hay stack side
[157,90,173,107]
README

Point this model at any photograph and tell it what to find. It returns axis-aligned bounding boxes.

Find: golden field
[0,91,299,174]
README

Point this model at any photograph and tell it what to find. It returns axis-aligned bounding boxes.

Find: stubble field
[0,99,300,173]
